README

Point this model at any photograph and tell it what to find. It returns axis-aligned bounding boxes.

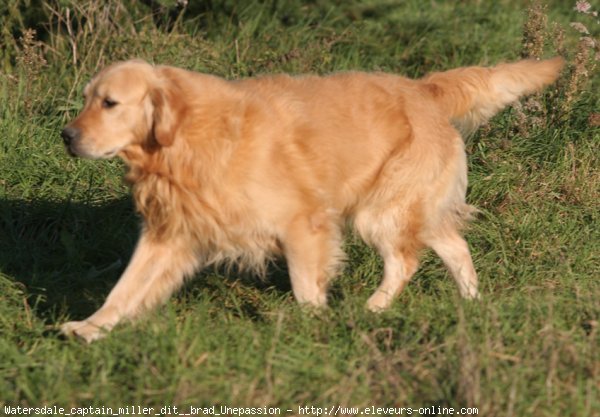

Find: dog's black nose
[61,126,80,146]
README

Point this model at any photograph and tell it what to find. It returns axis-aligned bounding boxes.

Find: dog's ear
[150,80,184,147]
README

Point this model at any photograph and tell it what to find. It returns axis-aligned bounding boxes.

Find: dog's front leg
[61,232,198,342]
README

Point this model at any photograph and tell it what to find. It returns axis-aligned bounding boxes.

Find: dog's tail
[421,57,564,134]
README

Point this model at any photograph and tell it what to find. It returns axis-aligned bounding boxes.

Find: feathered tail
[421,57,565,134]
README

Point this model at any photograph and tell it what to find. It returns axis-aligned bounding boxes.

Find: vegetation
[0,0,598,415]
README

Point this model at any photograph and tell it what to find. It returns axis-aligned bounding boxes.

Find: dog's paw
[366,292,392,312]
[61,320,108,343]
[460,285,481,300]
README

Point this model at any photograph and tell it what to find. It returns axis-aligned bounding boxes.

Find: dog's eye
[102,98,118,109]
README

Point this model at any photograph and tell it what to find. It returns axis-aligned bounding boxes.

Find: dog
[60,57,564,342]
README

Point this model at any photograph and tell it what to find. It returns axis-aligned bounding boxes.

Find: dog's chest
[133,174,280,269]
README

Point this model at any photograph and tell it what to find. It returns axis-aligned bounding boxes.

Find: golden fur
[60,57,564,342]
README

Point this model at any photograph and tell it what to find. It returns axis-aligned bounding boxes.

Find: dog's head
[62,59,182,159]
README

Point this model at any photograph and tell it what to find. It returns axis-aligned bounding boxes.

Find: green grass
[0,0,598,415]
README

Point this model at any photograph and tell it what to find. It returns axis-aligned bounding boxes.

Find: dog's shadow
[0,197,292,323]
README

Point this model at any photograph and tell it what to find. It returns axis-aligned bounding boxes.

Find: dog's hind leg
[282,213,344,308]
[366,242,420,312]
[354,202,423,311]
[424,226,479,299]
[61,232,199,342]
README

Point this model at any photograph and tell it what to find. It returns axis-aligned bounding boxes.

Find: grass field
[0,0,598,415]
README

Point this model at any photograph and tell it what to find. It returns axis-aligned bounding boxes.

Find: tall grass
[0,1,598,415]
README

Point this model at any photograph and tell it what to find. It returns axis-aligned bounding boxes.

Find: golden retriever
[61,57,563,342]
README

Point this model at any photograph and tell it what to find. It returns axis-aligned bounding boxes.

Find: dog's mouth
[101,147,121,158]
[65,141,120,160]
